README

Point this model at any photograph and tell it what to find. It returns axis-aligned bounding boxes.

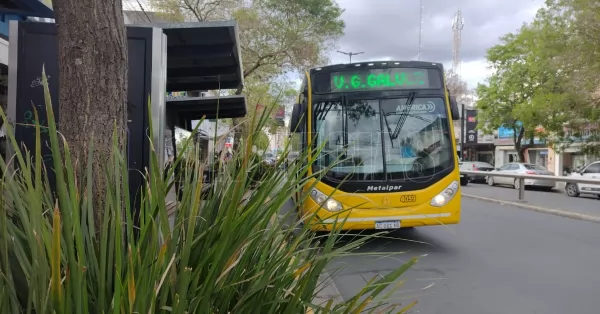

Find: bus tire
[460,176,468,186]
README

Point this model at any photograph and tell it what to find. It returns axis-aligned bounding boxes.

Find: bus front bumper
[301,193,461,232]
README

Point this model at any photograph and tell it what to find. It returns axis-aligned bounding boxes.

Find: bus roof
[310,61,444,74]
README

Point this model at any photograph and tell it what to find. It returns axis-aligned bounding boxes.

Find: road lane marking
[463,193,600,224]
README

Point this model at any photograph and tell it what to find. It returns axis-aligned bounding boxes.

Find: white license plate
[375,220,401,229]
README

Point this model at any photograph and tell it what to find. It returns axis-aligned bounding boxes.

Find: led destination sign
[330,68,431,92]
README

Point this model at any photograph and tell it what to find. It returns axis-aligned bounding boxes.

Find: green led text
[332,71,426,91]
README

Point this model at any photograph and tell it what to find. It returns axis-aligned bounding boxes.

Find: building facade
[453,111,496,165]
[548,124,600,175]
[493,125,548,167]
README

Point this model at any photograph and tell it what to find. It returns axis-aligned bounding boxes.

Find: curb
[463,193,600,224]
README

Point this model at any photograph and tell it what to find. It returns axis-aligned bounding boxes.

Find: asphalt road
[325,198,600,314]
[462,182,600,217]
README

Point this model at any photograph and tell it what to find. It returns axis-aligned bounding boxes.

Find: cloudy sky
[322,0,544,89]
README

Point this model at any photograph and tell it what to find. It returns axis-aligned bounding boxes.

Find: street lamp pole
[336,50,364,63]
[460,103,465,160]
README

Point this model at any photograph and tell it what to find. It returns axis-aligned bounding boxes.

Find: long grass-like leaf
[50,205,63,312]
[0,69,420,313]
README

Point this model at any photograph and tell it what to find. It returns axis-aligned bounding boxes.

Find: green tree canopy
[477,0,600,158]
[149,0,345,150]
[476,21,568,161]
[535,0,600,154]
[254,130,270,150]
[238,78,296,137]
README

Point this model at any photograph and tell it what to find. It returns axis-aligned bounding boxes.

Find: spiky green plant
[0,67,418,313]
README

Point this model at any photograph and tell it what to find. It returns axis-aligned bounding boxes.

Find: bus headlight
[310,188,343,212]
[430,181,459,207]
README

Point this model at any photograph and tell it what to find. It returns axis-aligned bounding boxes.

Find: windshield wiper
[393,92,416,140]
[316,101,336,120]
[381,92,417,147]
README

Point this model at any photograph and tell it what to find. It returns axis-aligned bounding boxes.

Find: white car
[565,161,600,198]
[487,162,556,191]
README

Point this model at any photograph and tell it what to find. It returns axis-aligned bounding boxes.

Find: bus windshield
[313,96,454,181]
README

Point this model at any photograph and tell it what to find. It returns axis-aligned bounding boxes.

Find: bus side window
[289,103,306,133]
[449,96,460,121]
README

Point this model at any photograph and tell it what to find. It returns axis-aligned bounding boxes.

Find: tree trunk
[513,125,532,162]
[232,86,245,152]
[52,0,128,226]
[517,145,527,163]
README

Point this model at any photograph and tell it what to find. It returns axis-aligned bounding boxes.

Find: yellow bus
[288,61,462,231]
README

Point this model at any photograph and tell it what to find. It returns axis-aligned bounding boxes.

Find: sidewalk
[311,273,344,310]
[462,183,600,219]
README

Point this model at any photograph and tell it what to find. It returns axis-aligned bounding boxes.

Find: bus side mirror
[289,103,305,133]
[449,96,460,120]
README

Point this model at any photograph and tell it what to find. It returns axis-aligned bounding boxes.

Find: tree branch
[181,0,202,21]
[243,48,287,78]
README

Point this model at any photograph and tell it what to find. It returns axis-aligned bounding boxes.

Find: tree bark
[232,86,245,152]
[52,0,128,226]
[513,125,532,162]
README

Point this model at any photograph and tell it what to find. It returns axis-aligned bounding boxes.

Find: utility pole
[337,50,364,63]
[418,0,423,61]
[460,103,465,160]
[451,9,464,78]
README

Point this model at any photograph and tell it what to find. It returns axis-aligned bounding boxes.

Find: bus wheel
[460,176,468,186]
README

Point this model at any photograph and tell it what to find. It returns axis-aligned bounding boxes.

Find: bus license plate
[375,220,400,229]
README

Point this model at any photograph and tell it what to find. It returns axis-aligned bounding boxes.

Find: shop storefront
[526,148,549,168]
[551,143,600,175]
[550,124,600,174]
[494,125,547,167]
[458,110,496,164]
[494,142,518,166]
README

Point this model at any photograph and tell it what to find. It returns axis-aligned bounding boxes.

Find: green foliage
[236,78,297,138]
[148,0,345,147]
[254,130,270,150]
[478,0,600,156]
[237,0,344,76]
[476,19,576,159]
[149,0,344,80]
[0,69,418,313]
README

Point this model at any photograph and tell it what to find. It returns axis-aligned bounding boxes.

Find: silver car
[459,161,495,183]
[487,162,556,190]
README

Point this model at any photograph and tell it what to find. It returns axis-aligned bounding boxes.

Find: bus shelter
[145,21,247,201]
[7,20,247,225]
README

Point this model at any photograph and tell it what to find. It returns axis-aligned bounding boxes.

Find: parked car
[564,161,600,198]
[458,156,468,186]
[459,161,495,183]
[487,162,556,190]
[460,172,469,186]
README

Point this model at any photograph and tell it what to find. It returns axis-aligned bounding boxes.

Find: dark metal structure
[0,0,53,18]
[145,22,247,200]
[7,21,167,224]
[6,19,247,225]
[136,21,244,92]
[0,0,54,39]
